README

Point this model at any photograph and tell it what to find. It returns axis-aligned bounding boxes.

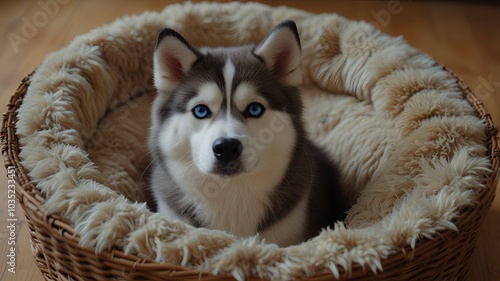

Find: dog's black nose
[212,138,243,163]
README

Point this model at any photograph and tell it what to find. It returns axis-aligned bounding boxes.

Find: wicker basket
[2,2,500,279]
[2,67,498,280]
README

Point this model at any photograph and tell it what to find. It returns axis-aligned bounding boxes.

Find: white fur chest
[169,166,309,246]
[177,168,274,237]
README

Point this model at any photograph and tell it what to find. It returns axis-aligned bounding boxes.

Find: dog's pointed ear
[154,28,200,91]
[253,20,302,87]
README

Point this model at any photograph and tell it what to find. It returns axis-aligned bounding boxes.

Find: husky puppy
[149,20,347,246]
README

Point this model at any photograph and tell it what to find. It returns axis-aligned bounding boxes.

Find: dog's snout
[212,138,243,163]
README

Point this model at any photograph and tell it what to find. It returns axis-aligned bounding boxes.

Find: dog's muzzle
[212,137,243,175]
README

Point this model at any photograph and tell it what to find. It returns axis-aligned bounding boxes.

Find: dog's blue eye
[192,105,211,119]
[246,102,264,118]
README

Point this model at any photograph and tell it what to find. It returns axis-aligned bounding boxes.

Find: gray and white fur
[148,20,347,246]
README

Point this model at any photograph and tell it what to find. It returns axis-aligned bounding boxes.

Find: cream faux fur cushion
[16,2,490,280]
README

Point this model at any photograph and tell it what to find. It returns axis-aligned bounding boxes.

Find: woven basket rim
[2,66,499,280]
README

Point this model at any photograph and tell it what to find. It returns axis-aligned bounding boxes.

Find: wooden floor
[0,1,499,280]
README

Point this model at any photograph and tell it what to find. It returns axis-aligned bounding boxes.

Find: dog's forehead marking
[223,59,235,124]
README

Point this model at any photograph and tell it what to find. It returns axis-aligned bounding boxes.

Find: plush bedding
[16,2,490,280]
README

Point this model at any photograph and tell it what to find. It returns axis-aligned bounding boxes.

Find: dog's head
[150,20,304,185]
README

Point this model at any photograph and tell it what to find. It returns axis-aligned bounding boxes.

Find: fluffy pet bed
[3,2,498,280]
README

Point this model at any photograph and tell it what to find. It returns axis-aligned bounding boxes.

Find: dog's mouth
[212,161,243,176]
